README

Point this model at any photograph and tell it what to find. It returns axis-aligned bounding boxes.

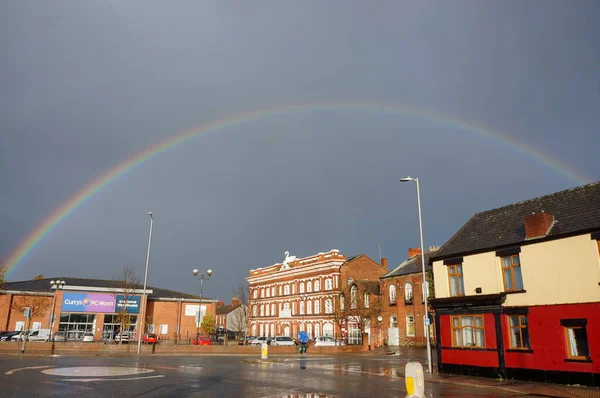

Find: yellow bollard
[261,342,268,359]
[405,362,426,398]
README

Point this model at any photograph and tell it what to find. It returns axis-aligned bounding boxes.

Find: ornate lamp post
[192,269,212,342]
[49,279,66,352]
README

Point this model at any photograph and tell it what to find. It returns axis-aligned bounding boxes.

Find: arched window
[253,290,258,299]
[406,316,415,336]
[314,299,320,314]
[292,283,296,294]
[390,316,398,328]
[265,305,270,316]
[271,303,275,316]
[307,301,312,314]
[300,282,305,293]
[350,285,358,309]
[278,285,282,296]
[253,306,258,316]
[265,288,269,298]
[307,281,312,292]
[314,280,320,291]
[364,292,370,308]
[260,305,264,316]
[325,279,333,290]
[284,285,290,295]
[325,299,333,314]
[261,288,264,298]
[340,294,345,311]
[292,302,296,315]
[300,301,305,315]
[405,282,413,304]
[271,286,275,297]
[389,285,397,305]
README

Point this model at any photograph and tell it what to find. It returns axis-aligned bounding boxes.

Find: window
[299,301,305,315]
[265,288,269,298]
[448,264,465,296]
[261,288,264,298]
[340,294,345,311]
[406,316,415,336]
[325,299,333,314]
[325,279,333,290]
[284,285,290,295]
[253,306,258,316]
[271,303,275,316]
[292,283,296,294]
[314,300,320,314]
[404,282,413,304]
[508,315,530,349]
[501,255,524,292]
[451,315,485,348]
[253,290,258,299]
[279,286,282,296]
[307,281,312,292]
[260,305,264,316]
[389,285,396,306]
[364,292,370,308]
[390,316,398,328]
[265,305,270,316]
[300,283,305,293]
[350,285,358,309]
[271,286,275,297]
[562,319,590,360]
[314,280,320,291]
[307,301,312,314]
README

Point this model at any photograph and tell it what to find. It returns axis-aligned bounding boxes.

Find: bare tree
[0,262,7,289]
[111,266,140,344]
[11,294,52,352]
[335,283,382,345]
[229,284,250,340]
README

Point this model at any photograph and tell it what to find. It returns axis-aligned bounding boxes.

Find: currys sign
[61,293,116,313]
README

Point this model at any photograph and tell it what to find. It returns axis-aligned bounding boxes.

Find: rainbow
[3,100,591,277]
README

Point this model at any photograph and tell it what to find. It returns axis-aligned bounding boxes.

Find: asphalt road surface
[0,355,525,397]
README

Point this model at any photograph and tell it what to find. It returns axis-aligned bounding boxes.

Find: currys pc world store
[59,292,141,341]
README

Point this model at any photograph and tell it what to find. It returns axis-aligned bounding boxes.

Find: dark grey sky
[1,1,599,301]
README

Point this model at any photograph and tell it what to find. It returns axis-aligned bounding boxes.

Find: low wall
[0,342,366,355]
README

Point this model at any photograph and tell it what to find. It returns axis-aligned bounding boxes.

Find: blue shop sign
[115,295,141,314]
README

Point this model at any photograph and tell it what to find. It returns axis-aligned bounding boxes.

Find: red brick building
[247,250,388,342]
[0,277,216,342]
[379,247,436,347]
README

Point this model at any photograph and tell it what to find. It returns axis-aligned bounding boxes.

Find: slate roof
[216,304,242,315]
[3,277,205,300]
[431,181,600,261]
[380,251,435,279]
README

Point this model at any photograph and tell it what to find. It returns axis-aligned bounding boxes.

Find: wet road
[0,355,525,397]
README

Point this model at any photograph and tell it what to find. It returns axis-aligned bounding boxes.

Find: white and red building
[430,182,600,386]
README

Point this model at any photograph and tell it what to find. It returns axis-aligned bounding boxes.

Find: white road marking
[5,366,53,375]
[62,375,165,382]
[42,366,154,377]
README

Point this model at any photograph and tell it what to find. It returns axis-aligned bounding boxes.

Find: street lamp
[192,268,213,342]
[137,212,154,355]
[49,279,66,352]
[300,294,308,332]
[400,176,433,374]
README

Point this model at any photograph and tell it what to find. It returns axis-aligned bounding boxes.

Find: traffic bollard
[261,342,268,359]
[405,362,426,398]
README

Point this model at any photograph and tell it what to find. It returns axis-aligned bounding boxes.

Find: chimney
[524,211,554,239]
[231,297,240,306]
[408,247,421,259]
[381,258,388,269]
[217,300,224,307]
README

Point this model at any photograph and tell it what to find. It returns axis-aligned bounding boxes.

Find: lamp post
[300,294,308,333]
[400,176,433,374]
[192,268,212,342]
[137,212,154,355]
[49,279,66,352]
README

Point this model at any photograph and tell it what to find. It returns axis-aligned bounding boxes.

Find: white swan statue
[281,251,297,270]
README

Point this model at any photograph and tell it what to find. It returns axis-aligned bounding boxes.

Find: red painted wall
[440,313,499,368]
[504,303,600,374]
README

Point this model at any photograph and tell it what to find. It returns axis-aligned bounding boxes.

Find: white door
[388,328,399,346]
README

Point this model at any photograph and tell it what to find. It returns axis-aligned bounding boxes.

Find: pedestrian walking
[298,330,309,355]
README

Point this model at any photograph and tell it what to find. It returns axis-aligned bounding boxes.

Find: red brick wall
[147,300,216,341]
[340,255,388,284]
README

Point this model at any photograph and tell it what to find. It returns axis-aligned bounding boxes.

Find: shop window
[451,315,485,348]
[406,316,415,336]
[508,315,530,349]
[448,264,465,296]
[404,282,413,305]
[501,254,524,292]
[389,285,397,306]
[325,279,333,290]
[561,319,590,360]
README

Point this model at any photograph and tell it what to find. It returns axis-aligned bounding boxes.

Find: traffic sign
[23,307,32,319]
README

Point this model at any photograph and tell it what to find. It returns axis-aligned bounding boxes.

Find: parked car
[11,331,28,341]
[239,335,256,345]
[312,336,345,346]
[81,332,95,342]
[142,333,158,344]
[0,331,19,341]
[192,335,211,346]
[270,336,297,346]
[52,331,67,342]
[115,332,131,343]
[250,337,272,346]
[27,329,51,342]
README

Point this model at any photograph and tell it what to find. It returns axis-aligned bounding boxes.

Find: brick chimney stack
[524,211,554,239]
[408,247,421,259]
[231,297,240,306]
[217,300,224,307]
[381,258,388,269]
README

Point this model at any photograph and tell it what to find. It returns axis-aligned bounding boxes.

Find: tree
[229,284,250,340]
[335,282,382,345]
[33,274,45,280]
[11,294,52,352]
[0,262,7,289]
[111,266,140,344]
[200,313,215,335]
